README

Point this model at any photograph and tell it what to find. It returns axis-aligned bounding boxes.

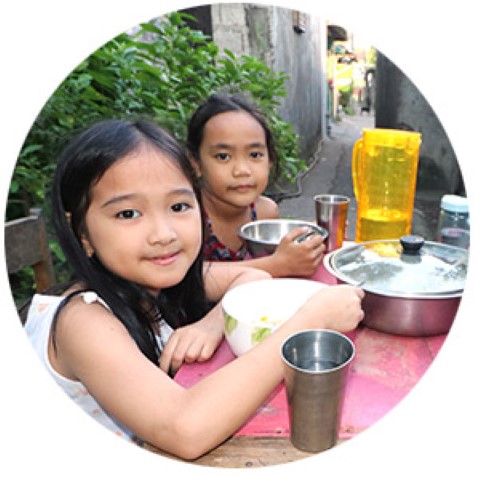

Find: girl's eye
[171,202,191,213]
[116,209,140,219]
[215,153,230,161]
[250,151,263,159]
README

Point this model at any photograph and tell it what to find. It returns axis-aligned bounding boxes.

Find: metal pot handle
[400,235,424,254]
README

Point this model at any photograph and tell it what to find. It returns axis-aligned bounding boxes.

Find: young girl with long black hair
[24,118,364,459]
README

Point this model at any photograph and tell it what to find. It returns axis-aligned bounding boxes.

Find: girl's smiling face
[81,145,202,294]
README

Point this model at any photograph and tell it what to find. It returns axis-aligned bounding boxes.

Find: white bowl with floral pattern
[222,278,326,356]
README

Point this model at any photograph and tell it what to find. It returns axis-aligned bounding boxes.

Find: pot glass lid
[330,236,468,295]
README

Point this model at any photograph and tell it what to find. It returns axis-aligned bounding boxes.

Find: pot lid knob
[400,235,424,254]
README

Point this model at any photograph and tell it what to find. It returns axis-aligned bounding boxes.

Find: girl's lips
[149,252,179,266]
[230,184,255,193]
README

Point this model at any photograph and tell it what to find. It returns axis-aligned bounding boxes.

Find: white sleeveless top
[24,291,173,444]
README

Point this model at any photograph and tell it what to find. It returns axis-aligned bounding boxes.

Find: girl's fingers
[159,336,177,373]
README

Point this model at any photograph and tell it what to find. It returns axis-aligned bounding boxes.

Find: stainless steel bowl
[238,219,328,257]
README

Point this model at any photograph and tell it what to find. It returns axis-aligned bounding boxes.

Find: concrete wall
[269,7,325,159]
[211,4,326,161]
[211,4,253,55]
[375,51,464,199]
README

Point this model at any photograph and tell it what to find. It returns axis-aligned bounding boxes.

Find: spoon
[295,229,319,244]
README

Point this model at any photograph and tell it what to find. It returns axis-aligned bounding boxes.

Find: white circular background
[1,1,478,479]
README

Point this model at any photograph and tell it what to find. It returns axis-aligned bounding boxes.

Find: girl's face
[195,111,271,209]
[81,146,202,295]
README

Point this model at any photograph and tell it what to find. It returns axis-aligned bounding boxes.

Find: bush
[7,11,302,301]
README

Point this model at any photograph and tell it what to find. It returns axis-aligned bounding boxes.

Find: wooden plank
[5,215,43,272]
[144,436,316,467]
[5,207,55,293]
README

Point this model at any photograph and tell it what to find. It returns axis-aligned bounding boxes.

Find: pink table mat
[174,264,447,440]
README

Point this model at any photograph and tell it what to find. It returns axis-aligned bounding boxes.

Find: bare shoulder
[52,294,136,379]
[55,293,120,331]
[56,295,135,352]
[255,195,279,219]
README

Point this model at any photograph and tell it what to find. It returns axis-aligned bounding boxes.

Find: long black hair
[51,119,208,365]
[186,93,280,179]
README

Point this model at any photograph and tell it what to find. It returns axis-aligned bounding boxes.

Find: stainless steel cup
[281,329,355,453]
[314,194,350,252]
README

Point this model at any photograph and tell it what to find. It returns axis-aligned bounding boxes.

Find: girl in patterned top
[187,93,326,276]
[24,118,364,459]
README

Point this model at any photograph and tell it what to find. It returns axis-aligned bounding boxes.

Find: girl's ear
[80,234,95,258]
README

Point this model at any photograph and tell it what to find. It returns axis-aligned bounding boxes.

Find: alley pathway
[278,112,439,240]
[278,112,374,240]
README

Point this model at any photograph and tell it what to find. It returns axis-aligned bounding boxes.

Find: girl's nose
[232,158,252,177]
[147,219,177,245]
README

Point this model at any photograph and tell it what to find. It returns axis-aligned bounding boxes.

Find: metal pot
[326,235,469,336]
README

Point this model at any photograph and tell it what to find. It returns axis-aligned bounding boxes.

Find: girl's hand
[294,284,365,332]
[159,306,224,375]
[273,227,326,277]
[160,264,270,374]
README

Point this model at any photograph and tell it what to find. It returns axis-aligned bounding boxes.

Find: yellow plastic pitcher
[352,128,422,242]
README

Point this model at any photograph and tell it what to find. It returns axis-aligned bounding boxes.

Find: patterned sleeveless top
[24,291,172,445]
[203,203,257,261]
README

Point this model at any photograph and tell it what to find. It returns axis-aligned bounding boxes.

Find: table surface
[145,261,447,467]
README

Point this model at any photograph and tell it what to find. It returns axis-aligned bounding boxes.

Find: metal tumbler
[314,194,350,252]
[281,329,355,453]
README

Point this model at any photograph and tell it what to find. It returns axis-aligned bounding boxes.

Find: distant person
[360,96,371,114]
[187,93,326,277]
[24,118,364,459]
[361,68,375,114]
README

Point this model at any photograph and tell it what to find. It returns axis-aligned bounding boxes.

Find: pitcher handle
[352,139,363,200]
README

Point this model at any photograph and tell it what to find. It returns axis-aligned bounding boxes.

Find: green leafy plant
[7,11,302,300]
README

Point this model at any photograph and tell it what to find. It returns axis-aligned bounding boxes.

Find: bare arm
[52,284,364,460]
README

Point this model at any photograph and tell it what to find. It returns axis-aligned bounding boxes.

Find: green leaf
[9,180,19,193]
[223,48,236,59]
[19,144,43,157]
[251,327,272,345]
[225,314,238,335]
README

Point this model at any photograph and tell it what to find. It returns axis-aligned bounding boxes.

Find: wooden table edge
[144,435,348,468]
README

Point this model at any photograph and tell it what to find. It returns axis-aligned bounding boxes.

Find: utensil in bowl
[238,219,328,257]
[222,278,327,356]
[325,235,468,336]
